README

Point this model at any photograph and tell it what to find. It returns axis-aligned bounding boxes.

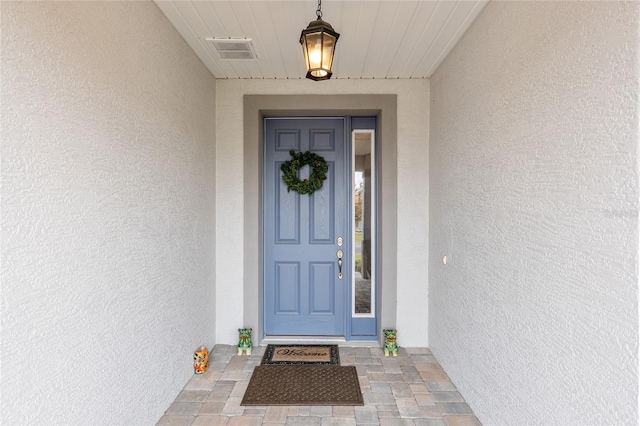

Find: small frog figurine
[237,328,253,356]
[383,329,398,357]
[193,346,209,374]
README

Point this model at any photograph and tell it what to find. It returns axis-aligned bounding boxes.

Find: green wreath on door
[280,150,328,195]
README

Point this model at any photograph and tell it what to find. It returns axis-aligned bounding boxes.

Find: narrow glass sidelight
[352,130,376,317]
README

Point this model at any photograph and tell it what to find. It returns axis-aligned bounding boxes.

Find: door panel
[275,262,300,314]
[264,117,346,336]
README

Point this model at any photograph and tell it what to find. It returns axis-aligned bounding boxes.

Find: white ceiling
[154,0,488,80]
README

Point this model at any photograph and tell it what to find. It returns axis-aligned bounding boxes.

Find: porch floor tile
[157,345,481,425]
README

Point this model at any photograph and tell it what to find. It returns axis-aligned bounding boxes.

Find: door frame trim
[243,95,398,344]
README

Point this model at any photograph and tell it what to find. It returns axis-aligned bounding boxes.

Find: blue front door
[264,117,347,336]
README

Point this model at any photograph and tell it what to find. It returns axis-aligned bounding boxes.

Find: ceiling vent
[206,38,258,61]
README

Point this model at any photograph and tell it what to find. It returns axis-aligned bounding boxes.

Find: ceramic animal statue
[383,329,398,357]
[193,346,209,374]
[237,328,253,355]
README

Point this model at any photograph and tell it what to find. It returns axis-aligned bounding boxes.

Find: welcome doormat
[240,365,363,406]
[261,344,340,365]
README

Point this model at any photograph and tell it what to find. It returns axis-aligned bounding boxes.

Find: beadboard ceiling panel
[154,0,488,80]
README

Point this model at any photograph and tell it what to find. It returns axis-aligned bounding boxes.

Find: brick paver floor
[157,345,481,425]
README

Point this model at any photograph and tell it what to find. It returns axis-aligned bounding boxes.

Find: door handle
[337,249,343,279]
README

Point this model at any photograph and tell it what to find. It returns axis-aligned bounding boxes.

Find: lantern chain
[316,0,323,19]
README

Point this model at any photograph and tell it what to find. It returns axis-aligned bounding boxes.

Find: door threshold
[260,336,380,347]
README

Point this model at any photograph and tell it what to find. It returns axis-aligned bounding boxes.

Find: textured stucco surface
[429,2,639,425]
[1,2,216,424]
[216,79,429,346]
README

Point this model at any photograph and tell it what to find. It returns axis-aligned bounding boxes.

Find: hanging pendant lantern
[300,0,339,81]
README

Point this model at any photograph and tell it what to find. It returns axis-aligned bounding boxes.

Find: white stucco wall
[1,2,216,424]
[215,79,429,346]
[429,2,639,425]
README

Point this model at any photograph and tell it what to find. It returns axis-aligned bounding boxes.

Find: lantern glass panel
[305,31,323,70]
[322,34,336,70]
[301,38,310,70]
